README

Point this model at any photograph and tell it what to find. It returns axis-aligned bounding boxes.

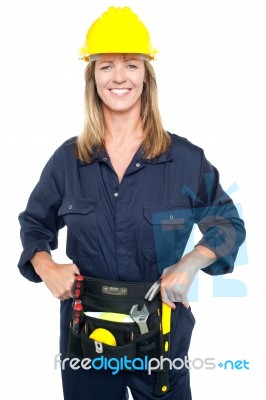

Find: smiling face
[94,54,146,115]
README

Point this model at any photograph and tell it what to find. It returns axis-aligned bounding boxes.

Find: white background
[0,0,265,398]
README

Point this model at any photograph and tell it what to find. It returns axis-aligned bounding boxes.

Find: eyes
[99,64,138,71]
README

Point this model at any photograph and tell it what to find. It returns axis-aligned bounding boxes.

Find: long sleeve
[193,152,246,275]
[18,152,64,282]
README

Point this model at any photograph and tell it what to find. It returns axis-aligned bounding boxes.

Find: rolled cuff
[18,240,52,283]
[195,240,236,276]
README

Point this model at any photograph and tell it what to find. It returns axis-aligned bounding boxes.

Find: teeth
[110,89,129,95]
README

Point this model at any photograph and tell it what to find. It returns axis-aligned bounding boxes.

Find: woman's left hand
[160,246,217,309]
[160,263,198,309]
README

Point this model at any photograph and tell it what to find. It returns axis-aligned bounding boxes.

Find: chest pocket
[142,205,195,273]
[58,198,98,257]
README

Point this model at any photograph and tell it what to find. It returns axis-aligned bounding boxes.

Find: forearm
[31,251,79,300]
[31,251,55,278]
[175,246,217,275]
[193,245,217,268]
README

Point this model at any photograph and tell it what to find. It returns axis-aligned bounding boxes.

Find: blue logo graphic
[217,360,250,370]
[152,177,248,300]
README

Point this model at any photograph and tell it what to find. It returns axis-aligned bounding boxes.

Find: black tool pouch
[67,276,162,368]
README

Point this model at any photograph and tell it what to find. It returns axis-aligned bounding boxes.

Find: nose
[112,65,127,84]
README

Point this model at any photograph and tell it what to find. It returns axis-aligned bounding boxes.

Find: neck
[103,105,144,145]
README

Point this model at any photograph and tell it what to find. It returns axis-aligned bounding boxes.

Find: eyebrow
[98,58,141,65]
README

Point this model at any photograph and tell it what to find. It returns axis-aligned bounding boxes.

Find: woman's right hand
[31,251,80,300]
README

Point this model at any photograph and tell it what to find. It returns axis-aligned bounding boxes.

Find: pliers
[144,279,161,301]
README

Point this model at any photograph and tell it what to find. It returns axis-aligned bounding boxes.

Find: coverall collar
[78,146,173,167]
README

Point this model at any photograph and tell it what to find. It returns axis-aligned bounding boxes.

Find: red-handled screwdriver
[72,300,84,334]
[74,275,84,299]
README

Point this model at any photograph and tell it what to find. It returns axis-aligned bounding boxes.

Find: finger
[163,298,176,309]
[68,277,76,298]
[161,288,176,309]
[160,266,170,277]
[60,292,72,301]
[181,294,190,309]
[73,264,80,275]
[165,289,177,303]
[67,287,75,298]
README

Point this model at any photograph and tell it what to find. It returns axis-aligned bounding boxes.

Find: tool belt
[67,276,170,396]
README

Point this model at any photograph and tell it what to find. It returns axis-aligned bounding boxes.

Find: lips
[110,88,130,96]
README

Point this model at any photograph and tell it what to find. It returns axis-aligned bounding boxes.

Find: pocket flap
[143,205,193,228]
[58,198,97,216]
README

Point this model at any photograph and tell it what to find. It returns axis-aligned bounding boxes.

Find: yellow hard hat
[79,7,158,62]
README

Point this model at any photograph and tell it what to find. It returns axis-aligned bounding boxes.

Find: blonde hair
[76,60,170,162]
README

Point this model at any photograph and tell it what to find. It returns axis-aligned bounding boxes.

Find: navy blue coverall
[18,133,246,399]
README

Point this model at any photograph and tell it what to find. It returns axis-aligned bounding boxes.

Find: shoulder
[52,136,77,162]
[168,132,204,160]
[55,136,77,153]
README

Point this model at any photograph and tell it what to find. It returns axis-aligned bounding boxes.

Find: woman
[18,7,246,400]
